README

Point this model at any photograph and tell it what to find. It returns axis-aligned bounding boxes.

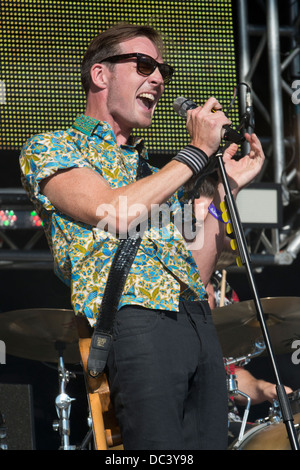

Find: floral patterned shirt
[20,114,207,325]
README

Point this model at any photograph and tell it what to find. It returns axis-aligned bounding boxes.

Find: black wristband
[173,145,208,174]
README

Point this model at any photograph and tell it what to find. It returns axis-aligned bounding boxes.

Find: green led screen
[1,0,239,154]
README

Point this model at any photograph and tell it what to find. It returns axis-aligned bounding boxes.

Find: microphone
[173,96,245,144]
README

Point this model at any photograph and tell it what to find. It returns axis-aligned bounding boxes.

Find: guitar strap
[87,148,152,377]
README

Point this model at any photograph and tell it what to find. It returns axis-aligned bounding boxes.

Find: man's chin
[134,115,154,129]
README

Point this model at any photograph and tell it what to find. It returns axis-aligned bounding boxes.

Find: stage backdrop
[1,0,239,155]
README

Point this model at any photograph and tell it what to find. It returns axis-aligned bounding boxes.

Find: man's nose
[148,66,165,86]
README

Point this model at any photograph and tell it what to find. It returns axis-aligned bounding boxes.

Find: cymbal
[211,297,300,358]
[0,308,89,363]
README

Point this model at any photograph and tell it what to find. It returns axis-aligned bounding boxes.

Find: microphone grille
[173,96,188,116]
[173,96,197,118]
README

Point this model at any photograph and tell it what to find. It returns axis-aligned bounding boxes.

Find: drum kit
[0,298,299,450]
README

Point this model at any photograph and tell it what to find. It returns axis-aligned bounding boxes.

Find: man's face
[104,36,165,135]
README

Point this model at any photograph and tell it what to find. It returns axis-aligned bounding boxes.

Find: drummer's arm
[234,368,293,405]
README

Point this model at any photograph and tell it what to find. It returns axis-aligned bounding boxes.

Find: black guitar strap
[87,149,152,377]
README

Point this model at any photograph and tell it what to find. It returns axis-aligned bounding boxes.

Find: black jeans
[106,300,228,450]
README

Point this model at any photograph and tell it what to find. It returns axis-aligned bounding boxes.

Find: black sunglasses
[100,53,174,84]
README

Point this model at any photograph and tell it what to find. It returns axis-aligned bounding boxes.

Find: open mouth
[137,92,156,111]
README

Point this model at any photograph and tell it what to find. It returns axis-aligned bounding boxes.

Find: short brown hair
[81,22,165,96]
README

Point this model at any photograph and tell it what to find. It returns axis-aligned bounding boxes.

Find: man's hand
[186,97,232,157]
[222,133,265,196]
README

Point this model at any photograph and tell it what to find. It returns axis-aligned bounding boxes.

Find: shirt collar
[72,114,109,137]
[72,114,148,159]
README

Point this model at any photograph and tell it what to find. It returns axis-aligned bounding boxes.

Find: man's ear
[90,63,110,90]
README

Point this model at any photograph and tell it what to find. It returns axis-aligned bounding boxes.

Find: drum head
[230,413,300,450]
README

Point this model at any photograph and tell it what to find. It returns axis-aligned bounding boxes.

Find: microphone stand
[216,145,300,451]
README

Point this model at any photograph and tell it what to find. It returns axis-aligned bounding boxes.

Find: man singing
[20,23,265,450]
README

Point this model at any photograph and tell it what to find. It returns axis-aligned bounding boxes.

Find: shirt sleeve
[20,130,93,211]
